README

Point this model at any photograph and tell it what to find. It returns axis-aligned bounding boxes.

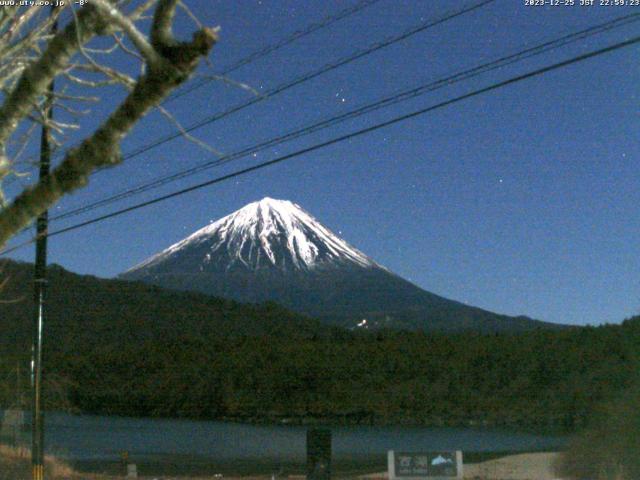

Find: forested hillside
[1,260,638,432]
[45,320,640,431]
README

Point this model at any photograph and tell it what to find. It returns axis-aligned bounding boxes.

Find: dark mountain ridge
[121,197,563,333]
[0,259,335,352]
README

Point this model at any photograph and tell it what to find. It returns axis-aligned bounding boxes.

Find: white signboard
[127,463,138,478]
[388,450,463,480]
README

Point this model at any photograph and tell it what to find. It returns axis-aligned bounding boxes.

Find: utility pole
[31,8,57,480]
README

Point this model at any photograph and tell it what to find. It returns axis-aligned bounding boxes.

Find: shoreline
[37,409,572,436]
[0,406,572,437]
[66,451,562,479]
[39,452,568,479]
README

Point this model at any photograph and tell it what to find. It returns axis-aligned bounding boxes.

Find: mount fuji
[121,198,556,332]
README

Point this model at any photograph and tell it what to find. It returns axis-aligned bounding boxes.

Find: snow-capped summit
[121,198,556,333]
[125,197,376,275]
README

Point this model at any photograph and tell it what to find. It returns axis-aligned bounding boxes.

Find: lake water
[1,411,566,464]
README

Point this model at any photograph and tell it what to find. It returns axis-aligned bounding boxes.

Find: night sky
[4,0,640,326]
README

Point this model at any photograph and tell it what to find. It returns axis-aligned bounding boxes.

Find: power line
[2,32,637,257]
[165,0,385,103]
[50,12,640,223]
[6,0,493,207]
[0,0,497,249]
[20,0,491,177]
[103,0,496,167]
[7,0,382,176]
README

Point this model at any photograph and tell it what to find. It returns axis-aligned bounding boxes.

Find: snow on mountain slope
[121,197,559,333]
[125,197,378,275]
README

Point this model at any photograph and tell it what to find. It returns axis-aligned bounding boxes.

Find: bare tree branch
[92,0,163,67]
[0,5,109,151]
[0,2,218,247]
[130,0,160,21]
[157,104,224,157]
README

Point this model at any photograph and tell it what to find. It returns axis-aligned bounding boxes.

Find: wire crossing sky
[116,0,497,167]
[3,30,639,255]
[164,0,386,103]
[3,0,640,327]
[47,11,640,223]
